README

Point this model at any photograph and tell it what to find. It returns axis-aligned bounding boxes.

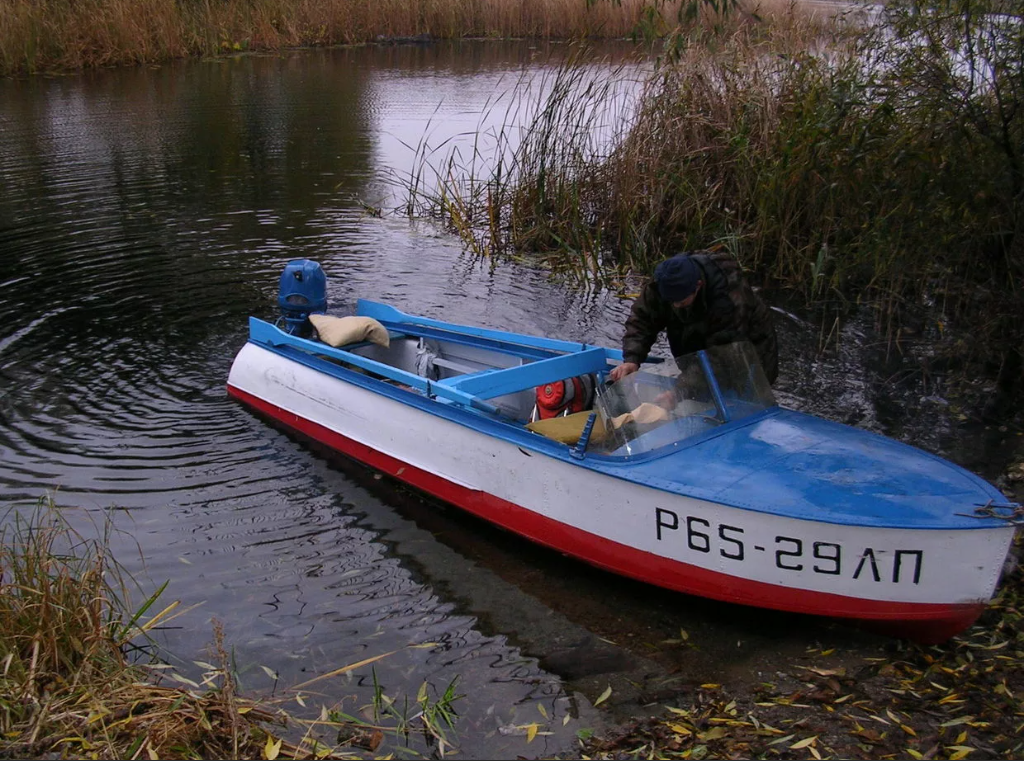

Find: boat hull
[228,343,1012,643]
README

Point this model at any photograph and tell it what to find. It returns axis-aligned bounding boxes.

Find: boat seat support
[440,347,609,400]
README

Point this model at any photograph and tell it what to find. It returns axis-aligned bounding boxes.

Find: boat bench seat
[432,356,484,375]
[442,346,609,400]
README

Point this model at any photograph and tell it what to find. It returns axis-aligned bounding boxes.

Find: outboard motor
[278,259,327,336]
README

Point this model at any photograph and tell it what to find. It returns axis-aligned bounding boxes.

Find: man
[608,251,778,385]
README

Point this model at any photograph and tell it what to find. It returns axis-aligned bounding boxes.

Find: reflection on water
[0,41,638,759]
[0,39,1015,758]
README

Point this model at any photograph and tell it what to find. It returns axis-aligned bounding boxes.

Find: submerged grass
[0,497,462,760]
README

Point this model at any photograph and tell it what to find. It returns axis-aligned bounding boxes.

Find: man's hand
[609,362,639,382]
[654,389,677,409]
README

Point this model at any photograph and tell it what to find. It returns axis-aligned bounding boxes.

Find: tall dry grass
[403,14,852,278]
[0,0,693,75]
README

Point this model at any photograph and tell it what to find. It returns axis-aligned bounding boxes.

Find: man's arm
[621,281,665,366]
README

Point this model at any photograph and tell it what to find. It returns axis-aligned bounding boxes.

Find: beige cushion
[527,411,607,445]
[309,314,390,349]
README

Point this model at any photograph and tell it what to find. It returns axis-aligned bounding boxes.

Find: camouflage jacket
[620,251,779,383]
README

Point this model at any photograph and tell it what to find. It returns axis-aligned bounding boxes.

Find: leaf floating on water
[260,665,279,681]
[526,723,538,743]
[537,703,548,719]
[594,685,612,707]
[264,735,282,761]
[946,746,975,760]
[940,716,974,727]
[790,735,818,749]
[167,672,200,688]
[798,665,846,677]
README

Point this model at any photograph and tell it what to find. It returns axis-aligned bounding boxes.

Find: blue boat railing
[249,318,500,414]
[248,317,614,417]
[357,299,625,360]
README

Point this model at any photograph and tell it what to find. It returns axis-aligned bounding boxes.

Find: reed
[402,0,1024,352]
[0,0,696,75]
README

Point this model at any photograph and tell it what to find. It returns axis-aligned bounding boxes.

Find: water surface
[0,40,1015,759]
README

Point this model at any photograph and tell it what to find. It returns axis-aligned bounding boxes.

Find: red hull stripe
[228,384,984,642]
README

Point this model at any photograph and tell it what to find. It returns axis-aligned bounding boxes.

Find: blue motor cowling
[278,259,327,335]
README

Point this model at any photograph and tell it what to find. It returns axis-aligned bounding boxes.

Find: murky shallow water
[1,40,1019,759]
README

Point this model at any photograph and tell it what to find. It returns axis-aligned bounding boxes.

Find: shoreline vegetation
[0,0,701,76]
[0,499,461,760]
[3,497,1023,760]
[399,0,1023,417]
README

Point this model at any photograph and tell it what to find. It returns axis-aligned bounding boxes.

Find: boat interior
[249,309,775,456]
[336,327,605,423]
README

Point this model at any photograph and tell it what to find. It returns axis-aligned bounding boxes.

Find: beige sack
[309,314,390,348]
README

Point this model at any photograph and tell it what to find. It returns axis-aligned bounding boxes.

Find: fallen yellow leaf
[264,735,282,761]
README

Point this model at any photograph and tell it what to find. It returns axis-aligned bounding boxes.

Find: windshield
[593,341,775,458]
